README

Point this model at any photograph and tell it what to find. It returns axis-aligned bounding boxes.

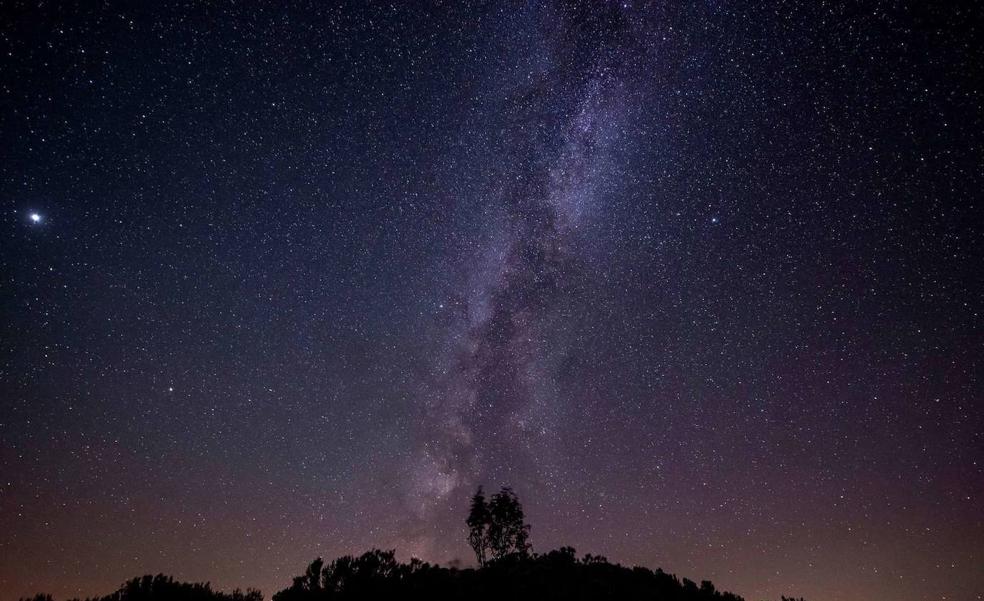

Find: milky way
[1,2,981,601]
[404,5,633,529]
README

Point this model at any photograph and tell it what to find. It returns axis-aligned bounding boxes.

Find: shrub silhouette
[21,574,261,601]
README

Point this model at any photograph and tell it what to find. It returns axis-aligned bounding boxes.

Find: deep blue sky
[1,2,981,600]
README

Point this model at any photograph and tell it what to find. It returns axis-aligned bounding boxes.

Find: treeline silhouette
[273,547,753,601]
[20,488,806,601]
[19,575,261,601]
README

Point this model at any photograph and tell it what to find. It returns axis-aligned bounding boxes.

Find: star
[0,4,978,601]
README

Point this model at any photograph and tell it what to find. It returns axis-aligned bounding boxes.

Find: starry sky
[1,2,982,601]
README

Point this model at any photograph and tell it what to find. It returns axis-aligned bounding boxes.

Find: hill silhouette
[273,547,764,601]
[19,548,807,601]
[19,489,805,601]
[18,575,261,601]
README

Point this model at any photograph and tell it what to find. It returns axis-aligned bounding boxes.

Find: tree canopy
[467,486,531,565]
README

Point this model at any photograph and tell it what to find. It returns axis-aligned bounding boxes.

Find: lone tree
[466,486,491,565]
[466,486,531,565]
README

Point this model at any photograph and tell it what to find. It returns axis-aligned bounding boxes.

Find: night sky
[1,2,982,601]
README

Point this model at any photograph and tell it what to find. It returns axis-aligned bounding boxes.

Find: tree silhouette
[19,492,803,601]
[487,487,531,560]
[467,486,490,565]
[467,486,531,564]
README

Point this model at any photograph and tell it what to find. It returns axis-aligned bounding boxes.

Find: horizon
[2,2,981,601]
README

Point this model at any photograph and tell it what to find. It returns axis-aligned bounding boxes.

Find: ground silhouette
[20,488,806,601]
[19,575,261,601]
[273,547,755,601]
[20,548,805,601]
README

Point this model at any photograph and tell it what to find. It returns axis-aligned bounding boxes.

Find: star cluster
[1,2,981,601]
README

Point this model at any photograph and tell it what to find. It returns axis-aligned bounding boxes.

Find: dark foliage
[466,487,491,566]
[23,551,807,601]
[466,486,531,565]
[21,575,261,601]
[272,547,751,601]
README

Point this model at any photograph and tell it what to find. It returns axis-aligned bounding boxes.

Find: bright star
[29,213,42,223]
